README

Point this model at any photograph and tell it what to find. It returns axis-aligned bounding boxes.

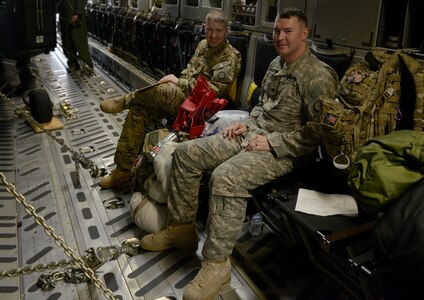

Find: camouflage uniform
[115,39,241,171]
[58,0,93,68]
[168,50,338,260]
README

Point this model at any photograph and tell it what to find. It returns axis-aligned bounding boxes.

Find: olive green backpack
[348,130,424,214]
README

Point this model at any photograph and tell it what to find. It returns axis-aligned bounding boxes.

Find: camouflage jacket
[242,50,338,158]
[178,39,242,98]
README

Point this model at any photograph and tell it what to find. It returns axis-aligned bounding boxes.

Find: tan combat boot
[98,169,129,189]
[183,257,231,300]
[139,223,198,251]
[100,91,135,113]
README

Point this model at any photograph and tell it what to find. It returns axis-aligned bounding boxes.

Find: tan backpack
[316,50,424,170]
[316,50,402,169]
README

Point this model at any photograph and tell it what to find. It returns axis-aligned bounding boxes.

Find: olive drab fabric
[114,39,241,172]
[348,130,424,214]
[58,0,93,68]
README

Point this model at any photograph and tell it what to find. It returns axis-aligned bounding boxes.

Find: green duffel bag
[348,130,424,214]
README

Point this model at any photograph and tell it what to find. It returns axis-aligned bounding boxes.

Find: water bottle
[146,131,179,162]
[249,213,263,236]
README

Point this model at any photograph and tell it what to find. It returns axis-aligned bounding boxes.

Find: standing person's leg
[99,83,186,188]
[59,15,80,71]
[70,11,93,68]
[58,1,82,71]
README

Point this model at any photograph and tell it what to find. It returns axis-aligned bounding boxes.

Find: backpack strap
[398,52,424,132]
[374,50,402,136]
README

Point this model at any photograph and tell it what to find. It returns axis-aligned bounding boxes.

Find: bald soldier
[139,8,338,299]
[99,9,241,189]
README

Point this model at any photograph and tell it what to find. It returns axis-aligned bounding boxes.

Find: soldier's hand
[159,74,178,85]
[246,135,272,152]
[222,123,247,138]
[69,13,81,27]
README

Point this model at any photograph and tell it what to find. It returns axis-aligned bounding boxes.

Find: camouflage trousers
[115,83,186,171]
[167,132,296,260]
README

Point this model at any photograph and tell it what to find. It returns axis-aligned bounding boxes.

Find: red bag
[172,75,228,139]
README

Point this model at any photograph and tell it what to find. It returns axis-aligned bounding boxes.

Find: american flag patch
[323,113,338,127]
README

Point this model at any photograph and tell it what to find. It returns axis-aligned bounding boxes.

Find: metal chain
[0,258,76,279]
[0,92,103,178]
[37,271,66,291]
[38,267,94,291]
[37,243,143,292]
[0,172,116,300]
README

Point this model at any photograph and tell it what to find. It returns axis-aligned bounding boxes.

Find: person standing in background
[58,0,93,72]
